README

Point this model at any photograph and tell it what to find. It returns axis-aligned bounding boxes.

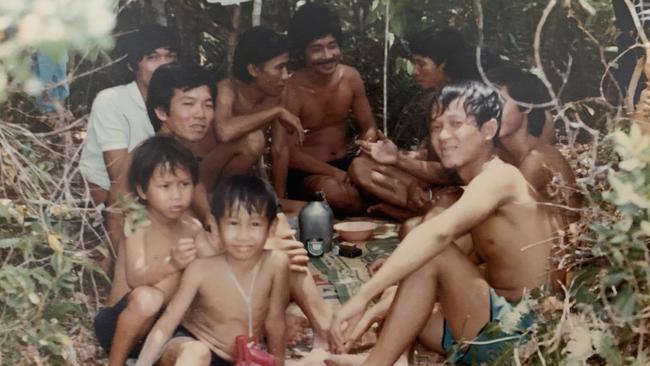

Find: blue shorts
[441,288,535,365]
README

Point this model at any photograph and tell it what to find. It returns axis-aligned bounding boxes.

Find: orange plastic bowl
[333,221,378,242]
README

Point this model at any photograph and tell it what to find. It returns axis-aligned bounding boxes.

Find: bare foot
[312,329,330,351]
[286,314,310,347]
[325,353,366,366]
[325,353,408,366]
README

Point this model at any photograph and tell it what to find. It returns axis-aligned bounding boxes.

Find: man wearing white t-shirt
[80,24,180,253]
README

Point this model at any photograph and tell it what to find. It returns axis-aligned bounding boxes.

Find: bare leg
[221,130,266,176]
[279,198,307,217]
[303,175,365,216]
[107,286,164,366]
[362,245,491,366]
[159,338,212,366]
[348,157,418,208]
[367,203,416,222]
[290,270,334,350]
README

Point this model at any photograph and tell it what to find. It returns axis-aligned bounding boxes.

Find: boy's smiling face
[138,163,194,220]
[218,203,272,261]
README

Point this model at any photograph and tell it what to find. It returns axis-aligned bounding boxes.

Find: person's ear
[154,106,169,123]
[481,118,499,141]
[247,64,261,79]
[136,184,147,201]
[268,217,279,236]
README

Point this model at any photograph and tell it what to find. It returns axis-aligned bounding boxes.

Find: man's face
[134,47,177,88]
[157,85,214,143]
[411,54,449,91]
[218,204,271,261]
[430,98,492,169]
[305,34,341,75]
[498,86,526,139]
[254,52,291,97]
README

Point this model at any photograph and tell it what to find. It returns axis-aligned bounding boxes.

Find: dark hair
[432,80,502,143]
[486,66,552,137]
[128,136,199,199]
[409,27,477,81]
[288,2,343,66]
[146,63,217,131]
[122,24,180,71]
[211,175,278,225]
[233,26,288,83]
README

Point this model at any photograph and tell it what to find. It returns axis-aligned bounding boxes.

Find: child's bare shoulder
[186,254,225,276]
[179,215,205,235]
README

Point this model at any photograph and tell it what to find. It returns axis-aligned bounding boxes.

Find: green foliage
[0,0,117,102]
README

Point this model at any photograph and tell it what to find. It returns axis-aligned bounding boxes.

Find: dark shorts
[172,326,233,366]
[441,288,535,364]
[286,154,354,200]
[94,292,145,359]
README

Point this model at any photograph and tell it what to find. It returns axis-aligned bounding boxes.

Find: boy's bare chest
[197,274,274,322]
[144,226,193,260]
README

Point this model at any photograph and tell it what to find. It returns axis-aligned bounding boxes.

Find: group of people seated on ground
[81,2,581,365]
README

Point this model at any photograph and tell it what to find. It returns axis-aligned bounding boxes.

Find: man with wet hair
[329,80,563,365]
[285,2,378,216]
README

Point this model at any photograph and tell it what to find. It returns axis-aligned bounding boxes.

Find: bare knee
[348,157,373,186]
[326,185,365,215]
[175,341,212,366]
[241,130,265,160]
[127,286,164,318]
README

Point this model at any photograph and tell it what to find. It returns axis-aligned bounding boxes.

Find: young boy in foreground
[136,175,289,366]
[94,136,217,365]
[330,80,563,365]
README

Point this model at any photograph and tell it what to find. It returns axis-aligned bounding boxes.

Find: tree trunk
[252,0,262,26]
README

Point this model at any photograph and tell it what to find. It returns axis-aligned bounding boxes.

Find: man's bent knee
[348,156,373,186]
[241,130,265,160]
[127,286,164,318]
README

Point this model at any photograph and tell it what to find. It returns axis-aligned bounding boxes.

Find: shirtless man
[189,26,305,226]
[349,27,471,220]
[488,66,580,223]
[285,2,378,215]
[329,80,563,365]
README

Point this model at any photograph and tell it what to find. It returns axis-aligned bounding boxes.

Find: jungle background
[1,0,649,365]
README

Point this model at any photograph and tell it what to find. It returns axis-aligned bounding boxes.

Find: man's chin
[314,63,338,75]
